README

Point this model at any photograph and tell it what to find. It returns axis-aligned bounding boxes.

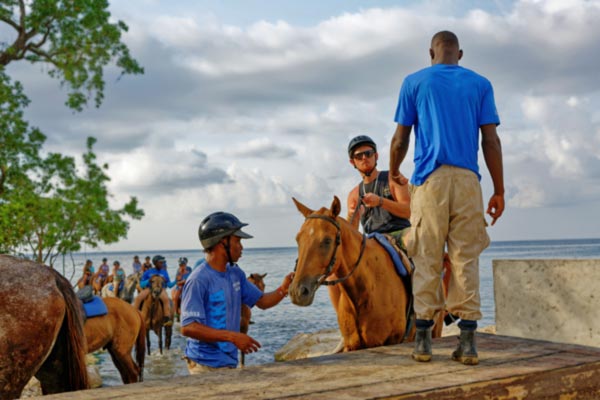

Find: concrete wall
[493,259,600,347]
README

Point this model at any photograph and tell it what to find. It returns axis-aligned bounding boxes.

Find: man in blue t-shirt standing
[180,212,294,373]
[390,31,504,365]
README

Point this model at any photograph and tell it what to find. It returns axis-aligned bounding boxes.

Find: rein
[301,213,367,287]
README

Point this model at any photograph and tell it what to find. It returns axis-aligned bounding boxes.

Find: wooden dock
[45,333,600,399]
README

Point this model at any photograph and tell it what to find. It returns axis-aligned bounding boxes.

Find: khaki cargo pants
[408,165,490,321]
[185,357,234,374]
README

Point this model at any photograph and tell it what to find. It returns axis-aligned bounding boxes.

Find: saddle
[76,286,108,319]
[367,232,414,280]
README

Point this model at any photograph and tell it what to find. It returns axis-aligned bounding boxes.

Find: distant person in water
[172,257,192,321]
[141,256,152,273]
[180,212,294,373]
[134,254,174,326]
[132,255,142,274]
[76,259,94,290]
[92,257,110,294]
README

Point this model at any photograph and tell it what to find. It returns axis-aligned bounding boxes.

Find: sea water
[59,238,600,386]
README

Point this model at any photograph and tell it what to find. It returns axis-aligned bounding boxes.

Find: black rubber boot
[452,329,479,365]
[411,327,432,362]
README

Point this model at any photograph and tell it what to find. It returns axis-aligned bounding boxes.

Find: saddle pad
[82,296,108,318]
[367,232,408,277]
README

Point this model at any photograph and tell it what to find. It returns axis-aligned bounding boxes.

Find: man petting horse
[180,212,294,373]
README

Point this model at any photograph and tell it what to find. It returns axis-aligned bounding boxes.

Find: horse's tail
[50,268,90,391]
[135,309,146,382]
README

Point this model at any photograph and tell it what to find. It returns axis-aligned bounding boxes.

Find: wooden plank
[44,334,600,400]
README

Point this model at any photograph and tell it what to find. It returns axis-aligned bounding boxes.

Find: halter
[300,213,367,286]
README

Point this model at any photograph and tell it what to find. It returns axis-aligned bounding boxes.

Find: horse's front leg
[158,328,163,355]
[337,293,361,351]
[146,330,151,356]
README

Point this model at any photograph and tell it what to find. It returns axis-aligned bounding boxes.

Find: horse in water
[101,271,140,304]
[140,275,172,355]
[240,273,267,366]
[289,196,444,352]
[0,255,89,399]
[84,297,146,383]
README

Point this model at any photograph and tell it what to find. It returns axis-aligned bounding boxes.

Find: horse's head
[289,196,343,306]
[121,273,140,303]
[149,275,165,298]
[248,273,267,292]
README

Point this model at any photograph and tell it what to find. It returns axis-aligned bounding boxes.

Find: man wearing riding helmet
[347,135,411,246]
[180,212,294,372]
[133,254,175,326]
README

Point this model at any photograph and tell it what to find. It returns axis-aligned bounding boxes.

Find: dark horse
[140,275,172,355]
[84,297,146,383]
[289,197,445,352]
[0,255,89,399]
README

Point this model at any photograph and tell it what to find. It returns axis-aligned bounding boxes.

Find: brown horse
[84,297,146,383]
[140,275,172,355]
[0,255,89,399]
[240,273,267,366]
[101,272,140,304]
[289,196,444,352]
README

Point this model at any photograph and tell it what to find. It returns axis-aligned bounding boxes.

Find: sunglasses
[352,149,376,160]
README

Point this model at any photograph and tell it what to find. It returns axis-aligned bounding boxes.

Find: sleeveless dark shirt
[358,171,411,234]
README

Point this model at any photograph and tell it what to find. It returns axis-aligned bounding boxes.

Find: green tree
[0,0,144,265]
[1,0,143,110]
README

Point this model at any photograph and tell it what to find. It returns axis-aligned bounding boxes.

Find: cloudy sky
[7,0,600,251]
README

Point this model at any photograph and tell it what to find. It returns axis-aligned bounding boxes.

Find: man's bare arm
[481,123,505,225]
[390,124,412,185]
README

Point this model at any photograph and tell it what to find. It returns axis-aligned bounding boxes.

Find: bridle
[297,213,367,286]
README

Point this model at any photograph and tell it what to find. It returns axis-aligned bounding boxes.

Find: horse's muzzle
[289,277,319,307]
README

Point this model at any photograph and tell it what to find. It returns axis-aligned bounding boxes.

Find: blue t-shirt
[394,64,500,185]
[181,261,263,368]
[140,268,171,288]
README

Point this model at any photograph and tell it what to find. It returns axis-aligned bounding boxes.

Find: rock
[275,328,343,361]
[87,364,103,389]
[20,377,41,398]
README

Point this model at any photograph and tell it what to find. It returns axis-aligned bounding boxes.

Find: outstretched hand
[281,272,295,293]
[232,332,261,354]
[487,194,505,226]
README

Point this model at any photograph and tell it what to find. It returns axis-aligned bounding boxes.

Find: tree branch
[0,165,6,196]
[0,14,20,32]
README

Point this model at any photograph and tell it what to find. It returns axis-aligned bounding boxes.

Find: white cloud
[10,0,600,249]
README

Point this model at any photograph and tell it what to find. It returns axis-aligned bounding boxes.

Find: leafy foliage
[0,0,143,110]
[0,1,144,265]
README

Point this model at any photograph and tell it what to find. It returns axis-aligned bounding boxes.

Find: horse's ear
[260,273,267,278]
[292,197,313,217]
[331,196,341,218]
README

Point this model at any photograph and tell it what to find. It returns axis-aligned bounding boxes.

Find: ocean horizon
[60,236,600,258]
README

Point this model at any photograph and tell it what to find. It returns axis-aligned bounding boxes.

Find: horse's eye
[321,238,332,247]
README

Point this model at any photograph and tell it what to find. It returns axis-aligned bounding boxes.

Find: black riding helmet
[152,255,165,266]
[348,135,377,158]
[198,212,253,250]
